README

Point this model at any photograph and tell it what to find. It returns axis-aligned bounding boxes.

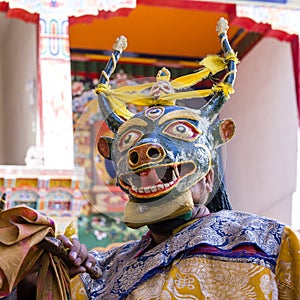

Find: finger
[76,243,88,266]
[69,238,83,265]
[57,234,73,248]
[84,253,97,271]
[72,244,88,266]
[69,265,86,278]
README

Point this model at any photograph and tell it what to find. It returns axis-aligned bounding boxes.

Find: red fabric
[0,1,133,24]
[137,0,236,14]
[0,3,39,23]
[69,8,134,25]
[0,2,8,12]
[6,7,39,23]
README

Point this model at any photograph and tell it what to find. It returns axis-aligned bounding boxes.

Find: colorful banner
[237,2,300,35]
[0,0,136,16]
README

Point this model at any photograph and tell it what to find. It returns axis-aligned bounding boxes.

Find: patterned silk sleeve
[276,225,300,299]
[70,275,89,300]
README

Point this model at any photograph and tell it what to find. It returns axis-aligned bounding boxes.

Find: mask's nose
[128,144,165,168]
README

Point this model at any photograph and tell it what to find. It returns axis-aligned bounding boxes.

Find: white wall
[1,16,37,165]
[0,13,9,163]
[292,130,300,229]
[221,37,298,225]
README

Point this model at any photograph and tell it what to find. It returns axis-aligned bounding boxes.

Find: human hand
[56,234,99,278]
[16,236,99,298]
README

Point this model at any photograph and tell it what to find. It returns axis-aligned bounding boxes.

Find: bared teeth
[150,186,157,192]
[174,166,180,178]
[128,165,182,194]
[144,187,151,193]
[138,187,145,193]
[132,181,176,194]
[172,170,177,181]
[157,184,164,190]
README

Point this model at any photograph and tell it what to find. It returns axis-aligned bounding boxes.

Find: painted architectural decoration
[0,169,83,216]
[72,68,149,210]
[237,3,300,35]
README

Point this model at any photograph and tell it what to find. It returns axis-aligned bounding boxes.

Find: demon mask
[95,18,238,228]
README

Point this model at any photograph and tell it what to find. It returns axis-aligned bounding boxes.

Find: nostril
[129,151,139,164]
[148,147,160,159]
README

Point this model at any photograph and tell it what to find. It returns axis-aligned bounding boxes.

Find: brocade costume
[71,210,300,299]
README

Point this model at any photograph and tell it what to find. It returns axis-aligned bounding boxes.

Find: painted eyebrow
[117,118,148,135]
[158,110,201,125]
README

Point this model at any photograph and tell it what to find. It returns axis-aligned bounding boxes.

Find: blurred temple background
[0,0,299,249]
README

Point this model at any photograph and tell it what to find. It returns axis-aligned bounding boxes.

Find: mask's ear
[213,118,236,148]
[97,137,114,160]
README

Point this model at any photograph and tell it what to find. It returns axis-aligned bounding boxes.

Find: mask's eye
[163,120,201,141]
[118,130,143,151]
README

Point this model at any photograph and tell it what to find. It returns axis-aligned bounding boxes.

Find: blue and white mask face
[97,104,235,228]
[96,18,238,228]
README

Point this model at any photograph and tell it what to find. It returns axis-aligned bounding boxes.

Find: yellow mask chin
[123,190,194,229]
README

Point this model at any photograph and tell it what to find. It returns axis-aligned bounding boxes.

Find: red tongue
[139,169,163,187]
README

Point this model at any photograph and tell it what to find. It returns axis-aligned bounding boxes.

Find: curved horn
[97,36,127,133]
[201,18,238,121]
